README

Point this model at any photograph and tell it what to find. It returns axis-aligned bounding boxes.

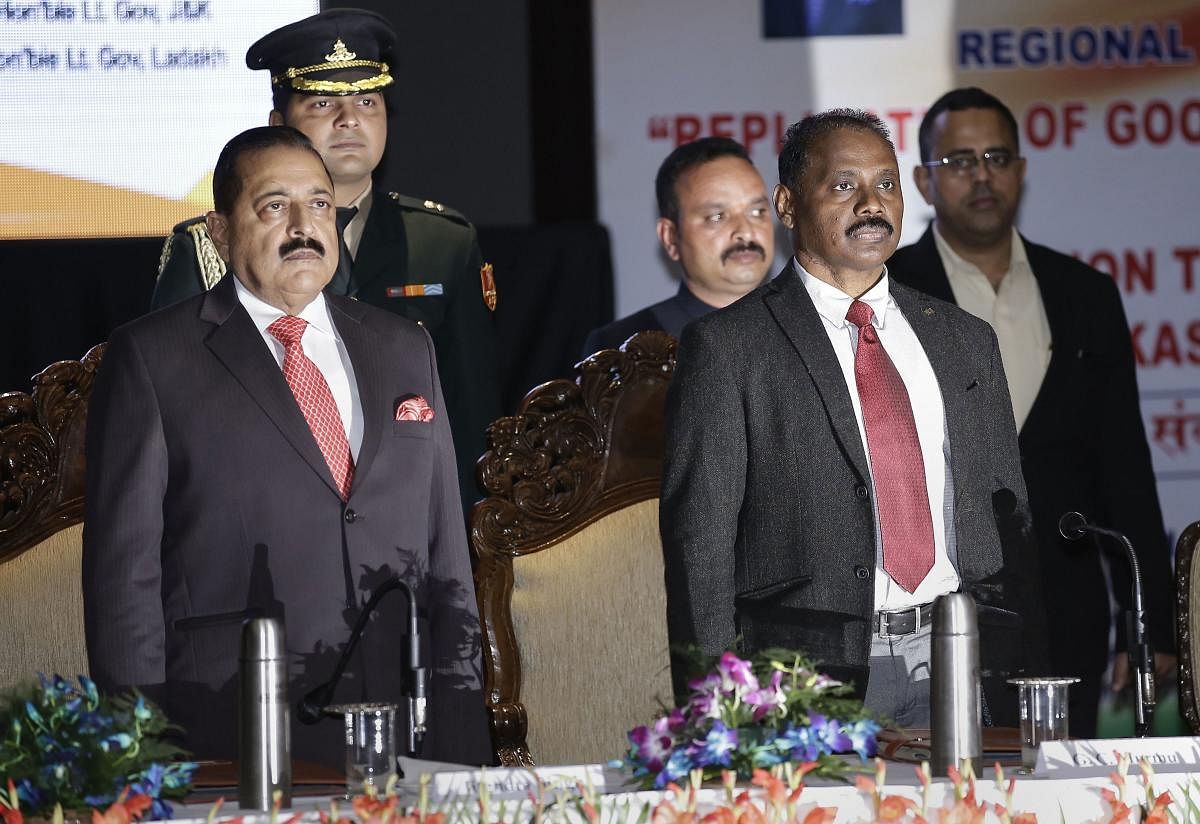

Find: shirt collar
[233,275,338,341]
[793,258,894,329]
[932,225,1029,280]
[676,281,721,317]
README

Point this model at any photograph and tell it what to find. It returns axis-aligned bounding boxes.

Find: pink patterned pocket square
[395,394,434,422]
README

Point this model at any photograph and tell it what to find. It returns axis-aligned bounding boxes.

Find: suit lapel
[763,265,870,482]
[895,227,956,303]
[350,190,408,298]
[1018,236,1071,443]
[329,297,386,492]
[200,275,342,499]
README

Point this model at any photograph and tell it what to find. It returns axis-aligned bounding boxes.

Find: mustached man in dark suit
[152,9,500,515]
[582,137,773,357]
[661,109,1048,726]
[887,87,1174,737]
[84,126,491,768]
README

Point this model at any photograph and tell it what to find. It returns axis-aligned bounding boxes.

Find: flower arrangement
[620,650,881,789]
[0,675,196,820]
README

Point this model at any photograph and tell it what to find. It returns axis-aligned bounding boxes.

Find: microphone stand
[1059,511,1155,737]
[296,576,428,755]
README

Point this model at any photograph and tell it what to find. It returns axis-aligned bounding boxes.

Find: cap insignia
[325,39,357,63]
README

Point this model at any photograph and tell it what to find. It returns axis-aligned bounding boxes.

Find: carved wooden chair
[472,331,676,766]
[0,345,105,692]
[1175,520,1200,732]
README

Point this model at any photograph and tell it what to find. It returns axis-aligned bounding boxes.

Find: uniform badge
[480,262,497,312]
[386,283,444,298]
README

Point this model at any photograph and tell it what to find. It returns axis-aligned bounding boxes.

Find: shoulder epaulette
[387,192,471,226]
[170,215,209,234]
[187,221,227,289]
[159,216,225,288]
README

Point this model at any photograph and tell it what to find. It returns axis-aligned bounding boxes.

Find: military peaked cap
[246,8,397,96]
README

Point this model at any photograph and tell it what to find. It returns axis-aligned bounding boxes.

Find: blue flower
[655,748,693,789]
[688,721,738,768]
[15,778,43,808]
[100,732,134,752]
[777,723,820,761]
[848,718,880,759]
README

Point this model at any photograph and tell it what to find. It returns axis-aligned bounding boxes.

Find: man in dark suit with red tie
[661,110,1047,726]
[83,126,491,767]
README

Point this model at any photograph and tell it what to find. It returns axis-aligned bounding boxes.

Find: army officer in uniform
[152,9,500,513]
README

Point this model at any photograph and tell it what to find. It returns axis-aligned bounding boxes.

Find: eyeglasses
[921,150,1018,175]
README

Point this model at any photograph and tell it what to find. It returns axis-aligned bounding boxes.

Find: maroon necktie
[845,299,934,593]
[266,315,355,500]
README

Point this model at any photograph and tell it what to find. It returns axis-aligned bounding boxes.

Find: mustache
[721,241,767,264]
[278,236,326,258]
[845,216,894,237]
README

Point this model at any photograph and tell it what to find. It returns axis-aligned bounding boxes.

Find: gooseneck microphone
[296,576,428,755]
[1058,511,1155,737]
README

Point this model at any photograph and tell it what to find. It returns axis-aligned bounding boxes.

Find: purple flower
[629,724,674,773]
[717,652,759,694]
[808,713,852,753]
[688,721,738,768]
[743,670,786,721]
[686,673,724,720]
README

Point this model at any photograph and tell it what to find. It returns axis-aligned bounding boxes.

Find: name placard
[423,763,611,803]
[1035,736,1200,777]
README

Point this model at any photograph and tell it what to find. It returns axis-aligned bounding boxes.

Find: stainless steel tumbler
[930,593,982,776]
[239,617,292,810]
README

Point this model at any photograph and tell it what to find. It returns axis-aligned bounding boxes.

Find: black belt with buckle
[875,602,935,636]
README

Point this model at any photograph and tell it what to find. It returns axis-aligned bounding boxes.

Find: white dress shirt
[797,262,960,611]
[234,277,365,461]
[933,226,1050,431]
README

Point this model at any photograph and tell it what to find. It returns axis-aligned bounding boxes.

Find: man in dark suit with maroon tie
[661,110,1047,726]
[83,126,491,768]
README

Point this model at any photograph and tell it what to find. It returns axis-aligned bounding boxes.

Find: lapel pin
[923,307,935,316]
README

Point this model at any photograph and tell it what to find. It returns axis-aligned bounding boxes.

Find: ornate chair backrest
[472,331,676,766]
[1175,520,1200,732]
[0,345,105,692]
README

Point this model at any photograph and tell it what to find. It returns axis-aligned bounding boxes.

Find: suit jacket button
[855,484,868,499]
[854,565,870,580]
[344,508,359,523]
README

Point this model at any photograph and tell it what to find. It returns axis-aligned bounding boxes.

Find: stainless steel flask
[239,617,292,809]
[930,593,982,776]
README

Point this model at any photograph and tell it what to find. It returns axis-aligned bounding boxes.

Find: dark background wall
[0,1,597,393]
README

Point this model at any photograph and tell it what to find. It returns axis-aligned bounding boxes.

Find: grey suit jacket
[83,274,491,768]
[661,264,1047,698]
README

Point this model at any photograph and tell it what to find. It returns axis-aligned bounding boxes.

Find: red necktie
[266,315,355,500]
[845,299,934,593]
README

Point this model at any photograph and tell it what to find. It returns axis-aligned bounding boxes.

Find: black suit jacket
[84,275,491,767]
[661,265,1048,711]
[888,227,1173,676]
[151,190,501,514]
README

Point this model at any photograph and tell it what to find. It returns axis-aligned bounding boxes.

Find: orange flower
[699,808,735,824]
[734,805,766,824]
[350,793,398,824]
[91,791,153,824]
[1098,788,1131,824]
[1011,813,1038,824]
[877,794,916,821]
[751,769,786,806]
[651,799,694,824]
[800,806,836,824]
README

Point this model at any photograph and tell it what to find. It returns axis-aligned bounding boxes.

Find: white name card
[425,763,610,803]
[1034,736,1200,777]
